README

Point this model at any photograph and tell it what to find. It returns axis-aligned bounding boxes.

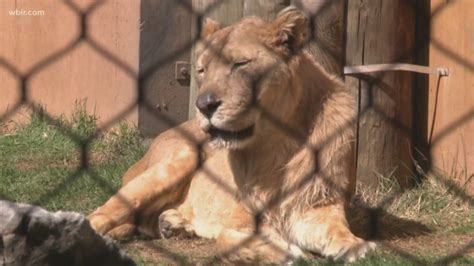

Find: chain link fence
[1,0,472,264]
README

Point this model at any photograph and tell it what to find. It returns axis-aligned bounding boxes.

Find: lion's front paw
[106,223,137,240]
[88,213,116,235]
[158,209,195,239]
[325,237,376,262]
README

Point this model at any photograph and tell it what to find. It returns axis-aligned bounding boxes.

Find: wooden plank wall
[0,0,140,127]
[428,0,474,193]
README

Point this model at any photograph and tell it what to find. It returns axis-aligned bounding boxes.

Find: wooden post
[192,0,244,26]
[139,0,193,137]
[244,0,290,19]
[345,0,416,187]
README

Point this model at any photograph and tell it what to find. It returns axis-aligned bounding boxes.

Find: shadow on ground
[347,201,432,241]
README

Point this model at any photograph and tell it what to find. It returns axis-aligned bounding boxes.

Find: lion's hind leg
[291,204,376,262]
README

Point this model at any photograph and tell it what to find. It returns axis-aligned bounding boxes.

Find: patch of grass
[353,172,473,231]
[0,106,145,213]
[450,216,474,234]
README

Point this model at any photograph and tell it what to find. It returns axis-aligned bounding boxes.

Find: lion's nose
[196,91,222,118]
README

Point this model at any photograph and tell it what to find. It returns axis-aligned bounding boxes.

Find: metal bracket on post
[175,61,191,85]
[344,63,449,77]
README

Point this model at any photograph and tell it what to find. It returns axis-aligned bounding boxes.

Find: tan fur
[89,8,375,263]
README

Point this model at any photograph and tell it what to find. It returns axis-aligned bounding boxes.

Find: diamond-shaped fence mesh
[0,0,472,264]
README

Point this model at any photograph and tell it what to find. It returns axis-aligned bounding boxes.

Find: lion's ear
[202,18,221,39]
[272,6,309,54]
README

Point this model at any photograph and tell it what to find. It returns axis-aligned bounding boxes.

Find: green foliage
[70,101,98,140]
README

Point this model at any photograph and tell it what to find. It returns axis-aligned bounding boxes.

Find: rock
[0,200,135,266]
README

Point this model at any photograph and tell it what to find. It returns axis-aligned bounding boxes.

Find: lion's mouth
[208,125,254,141]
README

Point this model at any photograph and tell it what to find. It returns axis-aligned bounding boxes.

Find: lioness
[89,7,375,263]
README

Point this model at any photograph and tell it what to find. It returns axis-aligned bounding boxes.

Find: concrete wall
[0,0,140,127]
[429,0,474,192]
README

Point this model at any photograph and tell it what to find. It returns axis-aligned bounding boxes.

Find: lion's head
[194,8,309,149]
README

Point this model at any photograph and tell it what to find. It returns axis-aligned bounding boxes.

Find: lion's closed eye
[231,59,252,72]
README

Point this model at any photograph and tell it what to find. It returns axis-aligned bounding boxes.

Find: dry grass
[353,172,471,231]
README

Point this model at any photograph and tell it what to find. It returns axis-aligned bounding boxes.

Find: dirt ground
[118,196,473,265]
[120,230,473,265]
[121,238,218,265]
[386,232,474,259]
